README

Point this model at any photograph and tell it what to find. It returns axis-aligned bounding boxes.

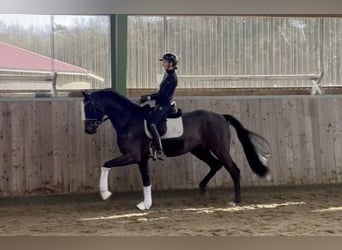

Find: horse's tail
[223,114,271,178]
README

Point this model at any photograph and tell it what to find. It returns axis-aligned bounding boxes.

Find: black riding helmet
[159,52,178,67]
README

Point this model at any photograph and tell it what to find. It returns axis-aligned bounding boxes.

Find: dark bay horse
[82,89,271,210]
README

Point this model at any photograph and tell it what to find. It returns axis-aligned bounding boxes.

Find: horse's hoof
[136,201,151,211]
[199,188,206,195]
[265,173,272,181]
[228,201,237,207]
[199,184,206,195]
[100,191,112,200]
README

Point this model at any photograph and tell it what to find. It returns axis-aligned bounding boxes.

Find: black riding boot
[149,123,166,161]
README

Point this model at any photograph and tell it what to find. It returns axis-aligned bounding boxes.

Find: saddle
[143,102,184,139]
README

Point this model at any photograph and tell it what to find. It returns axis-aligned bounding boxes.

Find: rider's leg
[148,105,169,160]
[148,123,166,160]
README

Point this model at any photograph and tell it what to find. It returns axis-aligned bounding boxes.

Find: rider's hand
[139,95,151,103]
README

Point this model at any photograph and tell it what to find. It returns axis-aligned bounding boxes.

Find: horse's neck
[103,96,140,132]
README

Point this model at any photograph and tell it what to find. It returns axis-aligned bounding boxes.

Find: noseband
[84,100,109,128]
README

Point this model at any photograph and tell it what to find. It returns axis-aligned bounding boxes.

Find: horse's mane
[91,89,141,112]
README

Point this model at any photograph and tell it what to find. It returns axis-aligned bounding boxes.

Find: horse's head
[82,91,106,134]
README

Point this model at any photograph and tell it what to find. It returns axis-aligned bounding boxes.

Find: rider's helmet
[159,52,178,66]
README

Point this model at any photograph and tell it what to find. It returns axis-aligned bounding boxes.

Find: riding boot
[149,123,166,161]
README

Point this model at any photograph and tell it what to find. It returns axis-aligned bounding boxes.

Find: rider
[138,52,179,161]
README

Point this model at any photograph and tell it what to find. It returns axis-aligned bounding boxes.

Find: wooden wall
[0,95,342,197]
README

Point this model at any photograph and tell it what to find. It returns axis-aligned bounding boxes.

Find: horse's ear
[82,91,89,98]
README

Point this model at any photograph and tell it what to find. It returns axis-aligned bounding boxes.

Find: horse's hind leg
[219,153,241,205]
[191,146,222,194]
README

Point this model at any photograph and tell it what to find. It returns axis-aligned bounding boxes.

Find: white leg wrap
[99,167,112,200]
[266,172,272,181]
[136,185,152,210]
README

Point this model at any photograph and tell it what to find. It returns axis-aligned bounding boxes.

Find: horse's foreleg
[136,157,152,210]
[99,154,137,200]
[103,154,136,168]
[99,167,112,200]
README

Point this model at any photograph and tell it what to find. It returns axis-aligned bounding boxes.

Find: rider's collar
[166,68,175,73]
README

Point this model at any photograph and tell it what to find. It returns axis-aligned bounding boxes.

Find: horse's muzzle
[84,121,98,134]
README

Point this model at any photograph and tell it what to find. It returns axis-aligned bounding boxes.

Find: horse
[82,89,271,210]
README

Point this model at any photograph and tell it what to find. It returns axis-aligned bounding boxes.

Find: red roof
[0,41,90,74]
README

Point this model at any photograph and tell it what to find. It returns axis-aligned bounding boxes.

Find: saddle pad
[144,117,184,139]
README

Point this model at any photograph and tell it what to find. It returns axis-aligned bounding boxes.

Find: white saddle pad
[144,117,184,139]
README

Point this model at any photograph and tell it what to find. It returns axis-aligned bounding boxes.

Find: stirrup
[156,151,166,161]
[149,141,157,160]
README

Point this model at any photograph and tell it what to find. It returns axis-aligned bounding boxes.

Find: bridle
[83,100,109,129]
